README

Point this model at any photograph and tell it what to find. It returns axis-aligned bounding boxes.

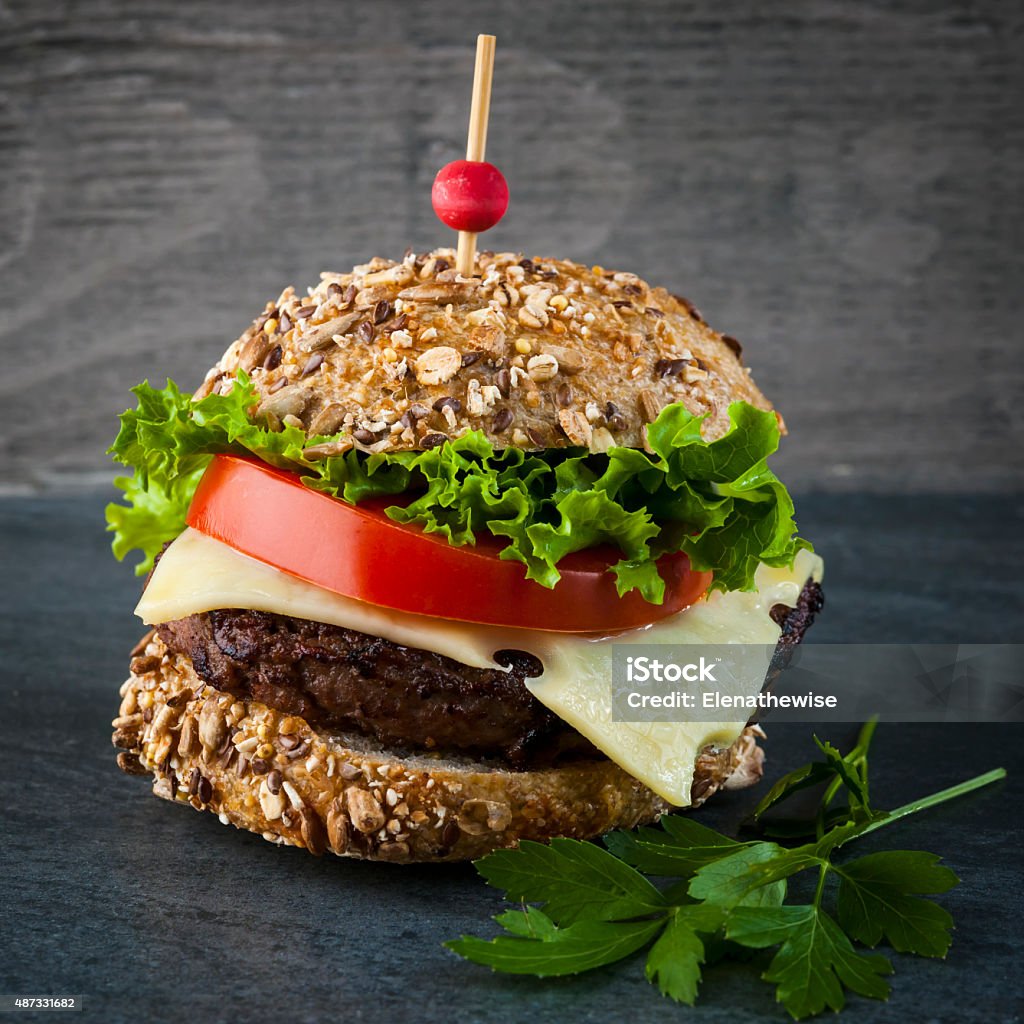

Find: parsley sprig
[445,727,1004,1019]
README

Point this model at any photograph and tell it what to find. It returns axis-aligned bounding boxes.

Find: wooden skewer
[455,34,496,277]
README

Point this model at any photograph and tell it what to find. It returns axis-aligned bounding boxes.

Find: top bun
[198,250,775,455]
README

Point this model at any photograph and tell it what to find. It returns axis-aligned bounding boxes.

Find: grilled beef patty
[157,579,823,767]
[771,580,825,645]
[156,610,592,766]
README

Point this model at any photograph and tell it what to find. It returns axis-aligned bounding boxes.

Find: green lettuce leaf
[106,372,809,598]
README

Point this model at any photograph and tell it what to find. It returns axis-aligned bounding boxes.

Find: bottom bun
[112,634,765,863]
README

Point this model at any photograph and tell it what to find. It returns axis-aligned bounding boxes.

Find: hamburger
[108,250,822,862]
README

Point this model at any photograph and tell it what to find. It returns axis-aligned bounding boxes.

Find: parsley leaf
[752,760,842,823]
[644,905,725,1004]
[726,905,892,1018]
[810,737,870,818]
[835,851,958,957]
[688,843,818,909]
[445,911,664,976]
[603,814,752,877]
[475,838,666,924]
[753,719,878,835]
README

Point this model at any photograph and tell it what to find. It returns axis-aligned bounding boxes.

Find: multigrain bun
[112,634,765,863]
[121,250,787,862]
[196,250,773,455]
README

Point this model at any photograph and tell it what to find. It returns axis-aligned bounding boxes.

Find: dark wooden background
[1,0,1021,494]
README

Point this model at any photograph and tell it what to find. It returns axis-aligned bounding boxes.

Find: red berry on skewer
[432,159,509,234]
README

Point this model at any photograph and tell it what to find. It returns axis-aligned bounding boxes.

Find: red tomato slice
[184,454,712,633]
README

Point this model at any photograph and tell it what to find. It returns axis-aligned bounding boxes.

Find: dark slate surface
[1,493,1022,1023]
[1,0,1023,493]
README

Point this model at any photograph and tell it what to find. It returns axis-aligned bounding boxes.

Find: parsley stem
[838,767,1006,847]
[817,718,879,840]
[813,860,829,906]
[817,776,844,840]
[855,716,878,754]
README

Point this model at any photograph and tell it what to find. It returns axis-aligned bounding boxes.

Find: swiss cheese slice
[138,528,822,805]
